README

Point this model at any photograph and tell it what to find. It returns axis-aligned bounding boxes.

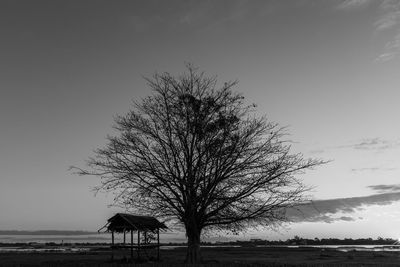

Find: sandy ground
[1,246,400,266]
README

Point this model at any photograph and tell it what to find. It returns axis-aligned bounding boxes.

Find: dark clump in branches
[76,65,325,263]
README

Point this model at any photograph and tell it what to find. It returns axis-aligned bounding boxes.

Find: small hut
[99,213,167,261]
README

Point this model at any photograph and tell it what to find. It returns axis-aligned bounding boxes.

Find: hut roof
[103,213,167,232]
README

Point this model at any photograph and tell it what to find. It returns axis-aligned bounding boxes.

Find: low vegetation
[1,246,400,266]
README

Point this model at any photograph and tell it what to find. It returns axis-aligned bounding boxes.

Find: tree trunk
[185,223,202,263]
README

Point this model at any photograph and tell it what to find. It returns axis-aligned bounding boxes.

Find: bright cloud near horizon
[1,0,400,241]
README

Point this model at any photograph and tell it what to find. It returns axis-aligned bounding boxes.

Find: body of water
[1,235,400,253]
[259,245,400,252]
[0,234,111,244]
[0,233,185,245]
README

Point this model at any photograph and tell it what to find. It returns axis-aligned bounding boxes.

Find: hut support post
[130,230,133,262]
[111,231,114,261]
[157,228,160,261]
[137,230,140,259]
[123,230,126,244]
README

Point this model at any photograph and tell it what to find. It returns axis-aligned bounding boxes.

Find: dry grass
[1,246,400,266]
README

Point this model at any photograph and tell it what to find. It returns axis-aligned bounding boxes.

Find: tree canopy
[76,65,324,263]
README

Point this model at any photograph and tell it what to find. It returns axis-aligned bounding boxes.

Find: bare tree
[76,65,324,263]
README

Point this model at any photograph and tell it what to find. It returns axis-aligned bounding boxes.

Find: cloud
[351,167,380,172]
[351,167,396,172]
[376,32,400,61]
[352,138,393,150]
[337,137,400,151]
[286,192,400,223]
[368,184,400,193]
[375,52,398,62]
[375,11,400,30]
[336,0,374,10]
[306,138,399,158]
[340,216,357,221]
[375,0,400,61]
[336,0,400,61]
[374,1,400,61]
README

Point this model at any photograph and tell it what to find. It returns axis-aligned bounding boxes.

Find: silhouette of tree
[76,65,325,263]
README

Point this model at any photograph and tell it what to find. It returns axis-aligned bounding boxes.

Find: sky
[1,0,400,241]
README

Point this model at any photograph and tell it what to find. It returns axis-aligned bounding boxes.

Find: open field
[1,246,400,266]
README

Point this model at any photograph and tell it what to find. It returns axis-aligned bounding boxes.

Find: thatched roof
[103,213,167,232]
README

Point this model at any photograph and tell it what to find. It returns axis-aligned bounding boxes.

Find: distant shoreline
[0,230,98,236]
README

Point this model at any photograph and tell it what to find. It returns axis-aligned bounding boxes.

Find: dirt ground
[1,246,400,266]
